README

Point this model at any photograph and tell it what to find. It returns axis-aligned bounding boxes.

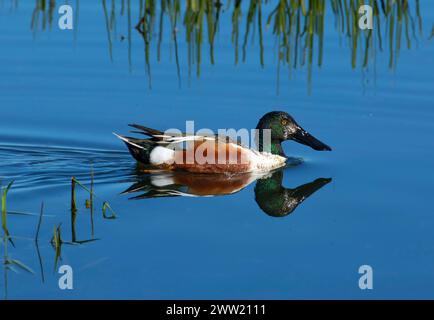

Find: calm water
[0,0,433,299]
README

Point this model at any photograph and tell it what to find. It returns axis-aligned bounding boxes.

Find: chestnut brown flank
[171,141,251,173]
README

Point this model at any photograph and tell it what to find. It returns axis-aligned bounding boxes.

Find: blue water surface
[0,1,433,299]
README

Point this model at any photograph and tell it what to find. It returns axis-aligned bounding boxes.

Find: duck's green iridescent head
[255,111,332,156]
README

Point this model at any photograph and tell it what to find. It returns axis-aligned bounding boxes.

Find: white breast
[246,149,287,172]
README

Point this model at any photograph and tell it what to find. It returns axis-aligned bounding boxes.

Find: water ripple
[0,143,135,191]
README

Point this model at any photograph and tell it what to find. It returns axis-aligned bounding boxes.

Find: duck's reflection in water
[254,170,331,217]
[123,167,331,217]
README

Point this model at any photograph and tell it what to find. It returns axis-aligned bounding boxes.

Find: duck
[114,111,331,174]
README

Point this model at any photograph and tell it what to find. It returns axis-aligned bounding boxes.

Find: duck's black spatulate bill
[292,128,332,151]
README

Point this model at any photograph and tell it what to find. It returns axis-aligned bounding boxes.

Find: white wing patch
[149,146,175,165]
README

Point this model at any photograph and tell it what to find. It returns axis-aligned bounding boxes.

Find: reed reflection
[25,0,427,90]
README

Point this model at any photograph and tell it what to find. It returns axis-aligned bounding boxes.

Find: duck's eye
[281,119,288,126]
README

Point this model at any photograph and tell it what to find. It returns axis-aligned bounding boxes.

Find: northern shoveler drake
[114,111,331,174]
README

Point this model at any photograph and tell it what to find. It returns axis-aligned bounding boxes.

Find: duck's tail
[113,133,156,164]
